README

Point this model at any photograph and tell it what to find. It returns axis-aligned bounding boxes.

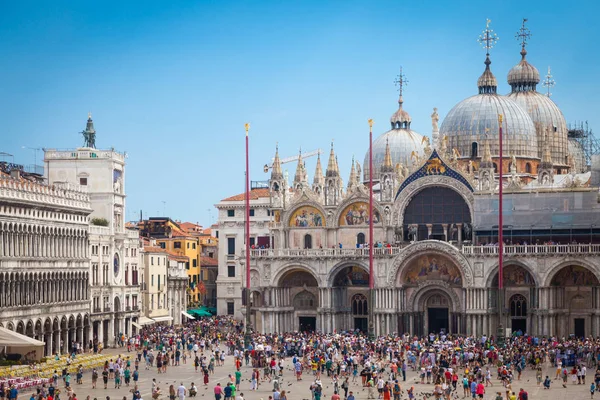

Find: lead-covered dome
[506,46,568,165]
[440,56,538,159]
[363,95,426,181]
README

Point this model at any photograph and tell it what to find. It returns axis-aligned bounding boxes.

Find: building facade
[167,252,189,325]
[0,165,92,356]
[217,21,600,338]
[140,246,172,324]
[44,115,142,347]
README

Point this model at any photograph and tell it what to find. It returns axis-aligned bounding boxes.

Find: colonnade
[0,222,88,258]
[0,271,89,307]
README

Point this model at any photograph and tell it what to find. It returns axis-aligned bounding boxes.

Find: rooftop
[221,187,270,202]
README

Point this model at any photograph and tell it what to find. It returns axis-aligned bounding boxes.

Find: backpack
[521,391,528,400]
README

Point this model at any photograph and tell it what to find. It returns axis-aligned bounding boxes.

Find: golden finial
[498,114,503,124]
[368,119,374,130]
[244,123,250,136]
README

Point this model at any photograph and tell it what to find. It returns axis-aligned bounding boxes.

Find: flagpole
[244,123,252,349]
[497,114,505,348]
[368,118,375,341]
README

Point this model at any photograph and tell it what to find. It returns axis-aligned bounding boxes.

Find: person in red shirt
[331,392,341,400]
[476,382,485,399]
[235,358,242,371]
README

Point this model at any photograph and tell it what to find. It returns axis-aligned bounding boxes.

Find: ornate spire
[326,141,339,177]
[477,19,499,94]
[542,128,553,164]
[270,144,283,180]
[293,148,307,187]
[508,18,539,92]
[348,156,357,190]
[312,151,324,186]
[381,138,394,173]
[390,67,412,129]
[480,140,493,168]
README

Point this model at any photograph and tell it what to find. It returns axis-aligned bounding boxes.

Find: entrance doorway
[354,317,368,332]
[299,317,316,332]
[574,318,585,338]
[511,318,526,334]
[428,308,448,334]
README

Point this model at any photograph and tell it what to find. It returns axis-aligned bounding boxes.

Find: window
[471,142,478,158]
[357,233,366,245]
[227,209,235,217]
[249,237,255,247]
[227,302,234,315]
[151,257,154,266]
[267,210,271,216]
[187,242,190,249]
[151,294,154,309]
[227,238,235,255]
[193,259,197,268]
[151,275,154,286]
[215,231,219,239]
[510,294,527,317]
[174,242,181,249]
[249,209,255,217]
[192,243,196,249]
[79,177,87,186]
[158,275,161,291]
[185,262,190,270]
[525,163,532,174]
[352,293,368,315]
[304,234,312,249]
[159,242,165,249]
[228,265,235,277]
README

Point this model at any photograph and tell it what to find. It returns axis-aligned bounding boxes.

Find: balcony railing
[244,243,600,259]
[462,243,600,256]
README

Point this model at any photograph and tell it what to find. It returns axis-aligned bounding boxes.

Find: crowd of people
[4,317,600,400]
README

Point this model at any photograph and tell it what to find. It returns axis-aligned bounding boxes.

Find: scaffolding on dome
[568,121,599,166]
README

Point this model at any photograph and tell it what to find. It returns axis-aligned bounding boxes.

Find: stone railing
[462,244,600,256]
[44,148,125,163]
[245,246,407,258]
[0,175,91,210]
[89,225,111,236]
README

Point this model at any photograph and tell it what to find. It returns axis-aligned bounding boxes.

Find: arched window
[471,142,478,158]
[293,291,316,309]
[493,163,498,173]
[525,163,532,174]
[304,234,312,249]
[357,233,365,246]
[510,294,527,317]
[352,293,368,315]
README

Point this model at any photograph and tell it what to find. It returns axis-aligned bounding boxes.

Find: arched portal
[277,268,319,332]
[403,187,471,242]
[331,265,369,332]
[490,264,536,334]
[549,265,600,337]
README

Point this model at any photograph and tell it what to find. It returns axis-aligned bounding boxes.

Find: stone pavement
[22,348,595,400]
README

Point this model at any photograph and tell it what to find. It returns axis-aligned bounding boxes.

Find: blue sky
[1,0,598,226]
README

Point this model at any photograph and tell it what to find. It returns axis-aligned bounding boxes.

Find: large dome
[507,91,568,164]
[440,94,538,159]
[506,44,569,165]
[363,128,425,181]
[363,94,426,181]
[440,54,538,160]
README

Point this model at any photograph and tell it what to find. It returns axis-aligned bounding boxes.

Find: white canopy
[0,327,44,347]
[181,311,195,320]
[138,316,155,326]
[152,316,173,323]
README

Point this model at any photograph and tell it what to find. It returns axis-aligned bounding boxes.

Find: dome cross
[543,66,556,97]
[515,18,532,52]
[394,67,409,99]
[478,19,499,56]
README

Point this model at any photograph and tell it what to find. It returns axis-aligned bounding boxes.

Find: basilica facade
[217,20,600,338]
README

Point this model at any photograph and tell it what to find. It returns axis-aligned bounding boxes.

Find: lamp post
[244,123,252,349]
[496,114,505,348]
[368,119,376,341]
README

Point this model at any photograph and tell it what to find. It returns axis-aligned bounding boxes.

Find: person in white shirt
[235,393,244,400]
[178,382,187,400]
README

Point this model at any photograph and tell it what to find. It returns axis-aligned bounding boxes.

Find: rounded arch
[407,282,462,313]
[327,261,369,287]
[392,176,474,227]
[283,201,327,228]
[276,268,319,288]
[293,290,317,309]
[543,259,600,287]
[484,260,539,287]
[333,196,386,228]
[271,262,320,287]
[388,240,473,287]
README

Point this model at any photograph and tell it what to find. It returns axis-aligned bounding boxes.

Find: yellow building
[139,218,202,305]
